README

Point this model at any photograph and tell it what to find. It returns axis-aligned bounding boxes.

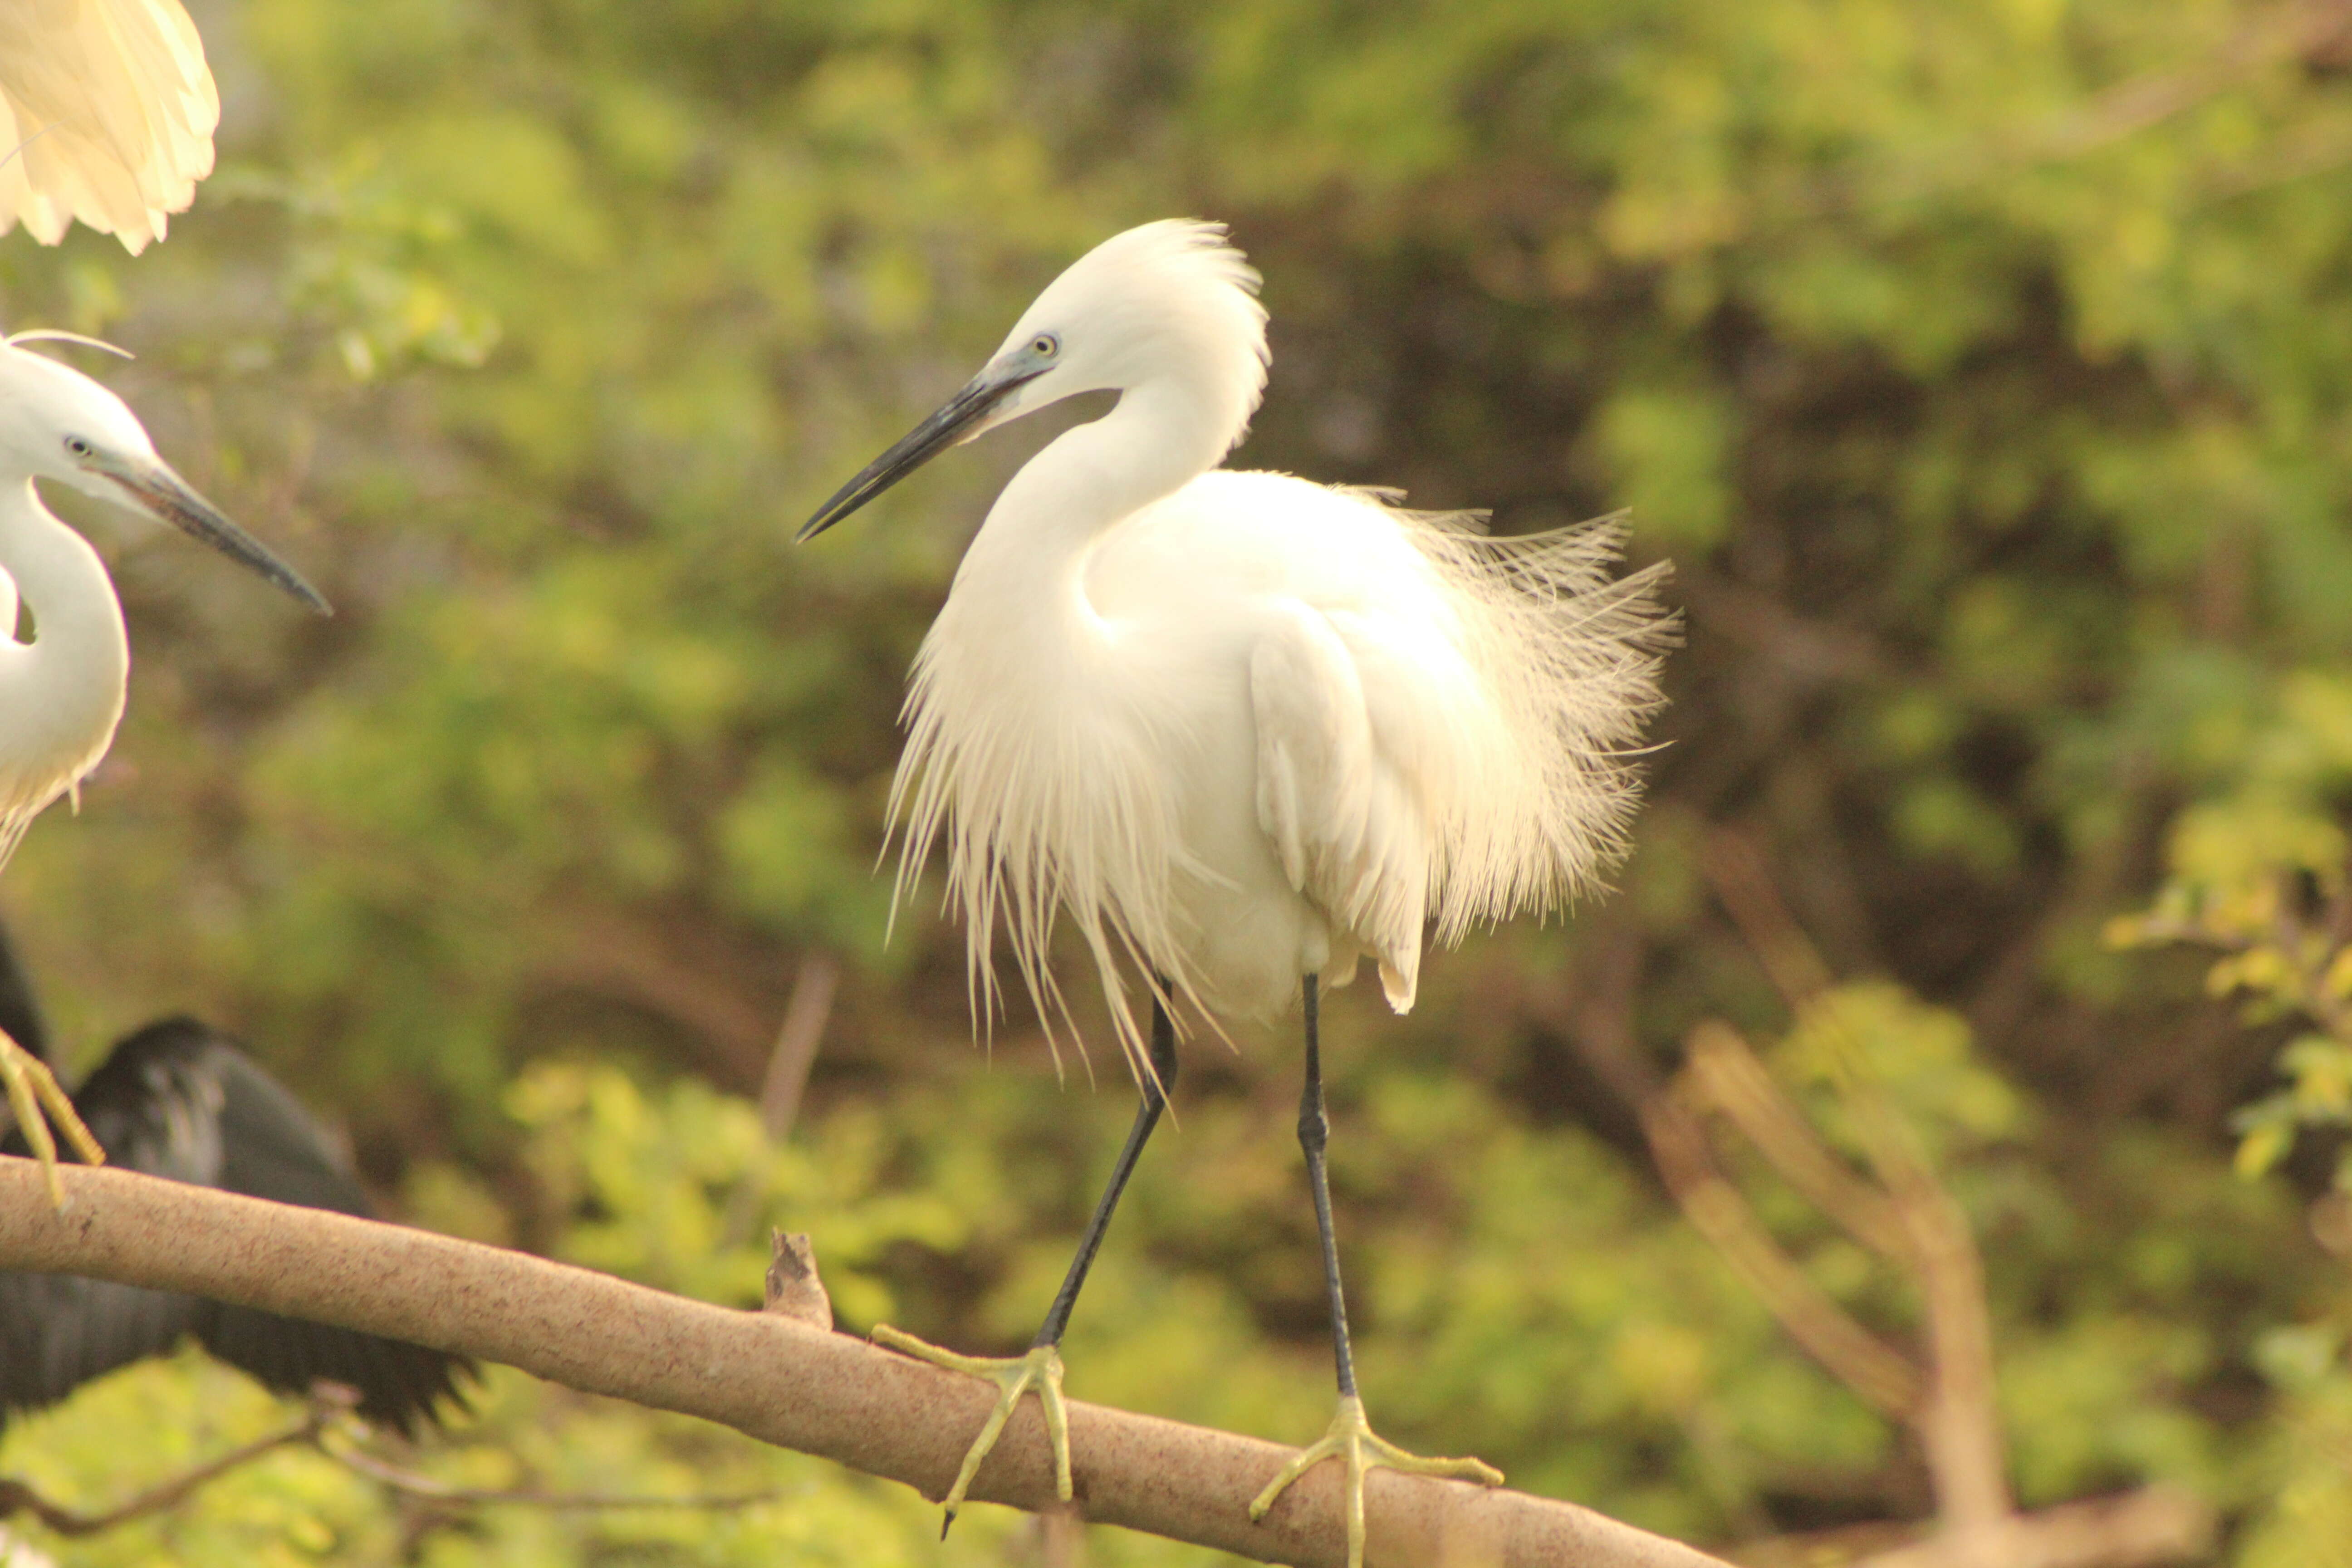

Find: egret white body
[0,0,218,253]
[802,220,1668,1563]
[0,332,326,1199]
[823,221,1663,1068]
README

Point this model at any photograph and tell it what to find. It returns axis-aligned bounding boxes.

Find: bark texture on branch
[0,1159,1730,1568]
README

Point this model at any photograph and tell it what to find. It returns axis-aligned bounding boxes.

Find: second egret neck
[0,478,132,839]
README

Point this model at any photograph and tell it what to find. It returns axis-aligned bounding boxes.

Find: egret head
[0,336,329,614]
[800,220,1269,540]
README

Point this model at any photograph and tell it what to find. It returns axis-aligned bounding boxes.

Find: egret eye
[63,436,93,459]
[1031,334,1058,358]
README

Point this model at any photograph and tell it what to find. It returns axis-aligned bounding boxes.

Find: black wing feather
[0,1270,207,1420]
[3,1013,471,1435]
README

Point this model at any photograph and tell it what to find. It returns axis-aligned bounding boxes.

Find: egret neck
[961,368,1252,578]
[0,476,130,824]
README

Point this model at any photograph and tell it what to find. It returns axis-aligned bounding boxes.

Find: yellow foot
[871,1326,1070,1535]
[0,1025,105,1209]
[1249,1394,1503,1568]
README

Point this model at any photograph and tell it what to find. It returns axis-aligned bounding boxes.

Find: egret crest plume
[5,327,133,358]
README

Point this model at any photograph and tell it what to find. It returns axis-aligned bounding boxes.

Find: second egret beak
[798,358,1049,542]
[92,452,332,616]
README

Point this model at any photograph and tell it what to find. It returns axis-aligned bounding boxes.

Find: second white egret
[802,220,1669,1564]
[0,331,328,1203]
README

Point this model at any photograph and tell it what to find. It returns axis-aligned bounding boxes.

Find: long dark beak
[797,362,1047,543]
[98,454,333,616]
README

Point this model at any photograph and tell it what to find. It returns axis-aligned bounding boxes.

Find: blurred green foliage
[2109,668,2352,1186]
[5,0,2352,1560]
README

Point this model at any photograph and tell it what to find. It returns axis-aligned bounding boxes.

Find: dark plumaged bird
[0,924,469,1435]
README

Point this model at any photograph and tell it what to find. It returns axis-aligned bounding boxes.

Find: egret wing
[0,1269,207,1425]
[0,1015,470,1433]
[1,1018,219,1427]
[182,1029,471,1433]
[0,0,219,251]
[1250,601,1431,1009]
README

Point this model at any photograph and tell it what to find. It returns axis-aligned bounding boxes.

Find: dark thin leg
[1251,979,1506,1564]
[1251,973,1505,1561]
[1298,974,1359,1398]
[892,992,1181,1535]
[1031,993,1178,1349]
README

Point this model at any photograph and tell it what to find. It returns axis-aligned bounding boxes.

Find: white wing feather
[1250,601,1429,1010]
[894,472,1669,1079]
[0,0,219,253]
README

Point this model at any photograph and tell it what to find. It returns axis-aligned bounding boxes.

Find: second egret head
[0,335,328,615]
[798,220,1268,540]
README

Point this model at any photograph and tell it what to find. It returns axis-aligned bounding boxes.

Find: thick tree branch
[0,1159,1731,1568]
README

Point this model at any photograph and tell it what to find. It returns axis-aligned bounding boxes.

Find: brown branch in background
[720,958,843,1246]
[1679,1025,1909,1261]
[1848,1485,2213,1568]
[1698,830,1833,1007]
[1879,1166,2011,1547]
[1639,1083,1923,1419]
[0,1402,327,1537]
[0,1382,789,1536]
[325,1443,784,1512]
[1552,924,1921,1418]
[1768,0,2352,233]
[1679,1025,2018,1551]
[1543,845,2210,1568]
[1730,1484,2212,1568]
[757,953,839,1142]
[1037,1506,1089,1568]
[1557,911,1922,1424]
[547,916,779,1081]
[0,1159,1732,1568]
[1699,832,2015,1538]
[2037,0,2352,165]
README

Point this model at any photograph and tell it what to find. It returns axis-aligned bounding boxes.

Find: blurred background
[3,0,2350,1563]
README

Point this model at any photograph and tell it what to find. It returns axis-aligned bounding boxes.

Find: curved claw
[1249,1394,1502,1568]
[1,1026,106,1208]
[871,1326,1071,1534]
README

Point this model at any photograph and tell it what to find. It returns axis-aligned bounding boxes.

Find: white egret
[801,220,1669,1565]
[0,0,218,253]
[0,330,328,1204]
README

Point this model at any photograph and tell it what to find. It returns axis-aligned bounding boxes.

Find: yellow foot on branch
[1249,1393,1503,1568]
[870,1326,1070,1536]
[0,1025,105,1208]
